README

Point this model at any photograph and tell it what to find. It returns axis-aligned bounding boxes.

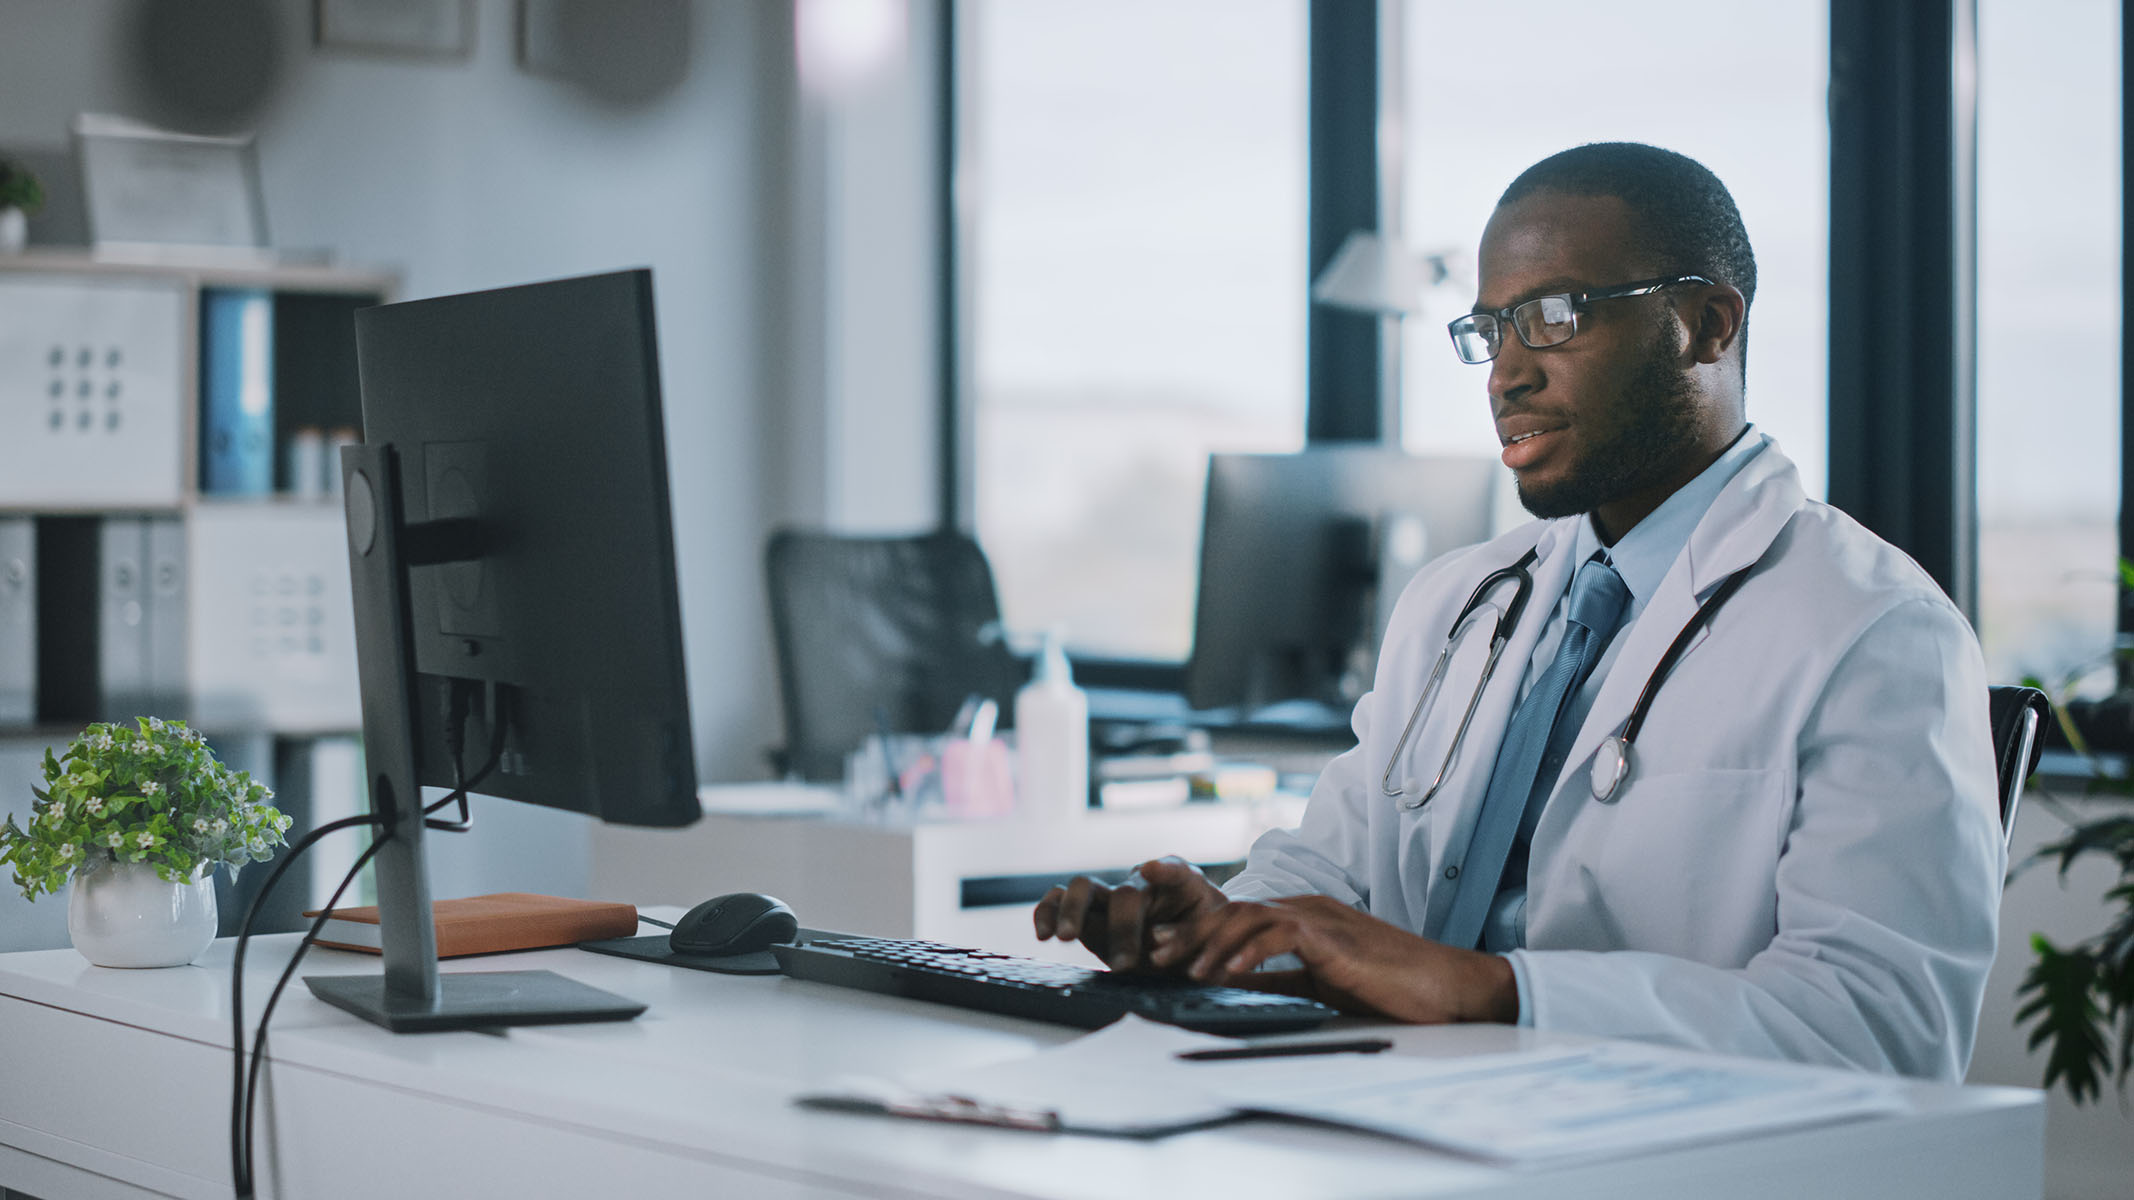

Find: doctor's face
[1474,190,1711,541]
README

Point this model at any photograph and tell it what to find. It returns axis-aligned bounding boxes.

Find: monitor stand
[303,442,644,1033]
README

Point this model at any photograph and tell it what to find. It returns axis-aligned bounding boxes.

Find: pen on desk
[1175,1037,1394,1062]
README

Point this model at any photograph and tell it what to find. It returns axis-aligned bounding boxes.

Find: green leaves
[0,156,41,214]
[0,718,290,900]
[2015,628,2134,1105]
[2017,935,2111,1104]
[2015,797,2134,1105]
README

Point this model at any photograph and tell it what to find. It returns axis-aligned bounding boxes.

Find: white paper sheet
[804,1018,1908,1164]
[1207,1042,1907,1166]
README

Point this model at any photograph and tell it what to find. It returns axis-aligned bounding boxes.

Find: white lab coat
[1226,437,2004,1081]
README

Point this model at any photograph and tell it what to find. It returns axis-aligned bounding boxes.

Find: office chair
[764,529,1026,782]
[1988,684,2050,847]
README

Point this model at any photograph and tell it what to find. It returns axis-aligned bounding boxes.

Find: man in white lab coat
[1033,143,2003,1082]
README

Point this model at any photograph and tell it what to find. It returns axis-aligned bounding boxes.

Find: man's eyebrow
[1472,277,1590,314]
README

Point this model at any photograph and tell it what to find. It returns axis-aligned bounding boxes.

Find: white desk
[0,933,2044,1199]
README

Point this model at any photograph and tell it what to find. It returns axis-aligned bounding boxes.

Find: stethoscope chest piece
[1590,735,1631,803]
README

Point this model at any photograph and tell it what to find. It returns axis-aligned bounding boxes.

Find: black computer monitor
[306,269,701,1032]
[1182,448,1498,716]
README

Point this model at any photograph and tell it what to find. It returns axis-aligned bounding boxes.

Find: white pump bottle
[1015,630,1089,819]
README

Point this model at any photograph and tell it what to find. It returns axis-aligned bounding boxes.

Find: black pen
[1175,1037,1394,1062]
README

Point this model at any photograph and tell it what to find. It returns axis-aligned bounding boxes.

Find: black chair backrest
[764,529,1026,782]
[1988,684,2050,845]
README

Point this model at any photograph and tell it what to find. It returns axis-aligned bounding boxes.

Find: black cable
[237,834,388,1198]
[230,690,496,1194]
[424,681,507,829]
[637,915,675,931]
[228,813,385,1198]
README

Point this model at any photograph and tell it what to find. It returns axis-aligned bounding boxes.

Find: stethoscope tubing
[1378,549,1536,806]
[1381,547,1756,808]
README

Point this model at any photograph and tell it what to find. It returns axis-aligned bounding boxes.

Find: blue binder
[200,288,274,495]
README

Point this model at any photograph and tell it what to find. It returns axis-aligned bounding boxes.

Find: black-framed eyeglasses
[1446,275,1714,364]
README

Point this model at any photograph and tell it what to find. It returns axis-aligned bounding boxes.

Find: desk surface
[0,931,2044,1200]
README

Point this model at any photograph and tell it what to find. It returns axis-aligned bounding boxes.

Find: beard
[1513,330,1703,521]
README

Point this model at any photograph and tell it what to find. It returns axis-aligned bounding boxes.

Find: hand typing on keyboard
[1144,893,1520,1025]
[1033,856,1225,974]
[1033,856,1518,1026]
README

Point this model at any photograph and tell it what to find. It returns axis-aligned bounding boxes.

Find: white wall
[0,0,942,782]
[0,0,942,902]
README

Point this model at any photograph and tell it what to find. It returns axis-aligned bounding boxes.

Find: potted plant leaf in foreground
[2015,576,2134,1104]
[0,717,290,967]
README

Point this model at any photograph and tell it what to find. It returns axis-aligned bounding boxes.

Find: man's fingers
[1104,881,1149,971]
[1199,924,1300,986]
[1051,875,1100,942]
[1185,903,1290,982]
[1136,856,1222,924]
[1033,885,1065,939]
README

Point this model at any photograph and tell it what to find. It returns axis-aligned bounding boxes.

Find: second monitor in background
[1184,449,1499,719]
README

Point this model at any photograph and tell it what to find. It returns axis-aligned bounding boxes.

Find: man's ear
[1685,284,1746,365]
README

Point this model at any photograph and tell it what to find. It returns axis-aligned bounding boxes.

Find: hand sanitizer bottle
[1015,629,1089,820]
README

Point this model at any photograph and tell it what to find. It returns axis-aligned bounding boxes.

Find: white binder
[96,516,150,719]
[0,518,33,725]
[145,516,188,717]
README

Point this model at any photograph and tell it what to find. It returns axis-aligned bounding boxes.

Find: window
[1395,1,1830,501]
[961,0,1307,661]
[1975,0,2121,691]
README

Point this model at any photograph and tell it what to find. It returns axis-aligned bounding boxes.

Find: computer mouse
[669,892,799,957]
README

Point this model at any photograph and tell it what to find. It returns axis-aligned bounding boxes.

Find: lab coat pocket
[1540,766,1787,966]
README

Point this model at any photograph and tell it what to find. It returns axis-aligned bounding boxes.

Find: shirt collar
[1569,426,1767,612]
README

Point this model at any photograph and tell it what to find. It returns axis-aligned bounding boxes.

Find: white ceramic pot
[0,206,24,253]
[67,856,218,968]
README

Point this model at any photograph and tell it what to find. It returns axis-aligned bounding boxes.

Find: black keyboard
[771,935,1338,1035]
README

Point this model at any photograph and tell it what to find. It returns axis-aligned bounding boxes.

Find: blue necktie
[1437,554,1629,950]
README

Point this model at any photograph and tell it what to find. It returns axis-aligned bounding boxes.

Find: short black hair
[1499,142,1757,313]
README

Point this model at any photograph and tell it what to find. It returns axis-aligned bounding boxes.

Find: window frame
[944,0,2090,696]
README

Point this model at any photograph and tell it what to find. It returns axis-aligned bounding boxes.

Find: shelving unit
[0,250,397,950]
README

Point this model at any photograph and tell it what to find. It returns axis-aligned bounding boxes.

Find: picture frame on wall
[315,0,474,59]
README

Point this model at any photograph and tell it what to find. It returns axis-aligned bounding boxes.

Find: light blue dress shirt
[1490,429,1767,1023]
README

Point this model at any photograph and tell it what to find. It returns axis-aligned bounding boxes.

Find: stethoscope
[1378,547,1756,808]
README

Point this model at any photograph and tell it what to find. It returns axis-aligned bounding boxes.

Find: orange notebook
[303,892,639,958]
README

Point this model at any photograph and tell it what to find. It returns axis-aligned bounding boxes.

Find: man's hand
[1032,856,1226,971]
[1148,894,1519,1025]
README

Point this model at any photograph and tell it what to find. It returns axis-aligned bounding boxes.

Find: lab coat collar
[1682,429,1800,595]
[1543,430,1806,806]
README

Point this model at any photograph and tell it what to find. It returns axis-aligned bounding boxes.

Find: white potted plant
[0,717,290,967]
[0,155,41,254]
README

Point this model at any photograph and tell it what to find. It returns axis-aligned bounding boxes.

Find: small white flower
[89,732,114,751]
[246,838,266,854]
[187,729,206,746]
[134,832,155,849]
[147,717,165,732]
[140,781,163,797]
[84,797,104,816]
[276,813,292,831]
[192,817,209,833]
[104,831,124,848]
[210,818,228,835]
[57,843,75,860]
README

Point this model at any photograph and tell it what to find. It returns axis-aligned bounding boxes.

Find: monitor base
[304,969,645,1033]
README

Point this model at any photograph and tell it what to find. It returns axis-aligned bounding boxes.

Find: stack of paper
[800,1017,1907,1166]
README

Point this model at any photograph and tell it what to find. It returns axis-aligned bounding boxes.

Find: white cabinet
[0,251,394,736]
